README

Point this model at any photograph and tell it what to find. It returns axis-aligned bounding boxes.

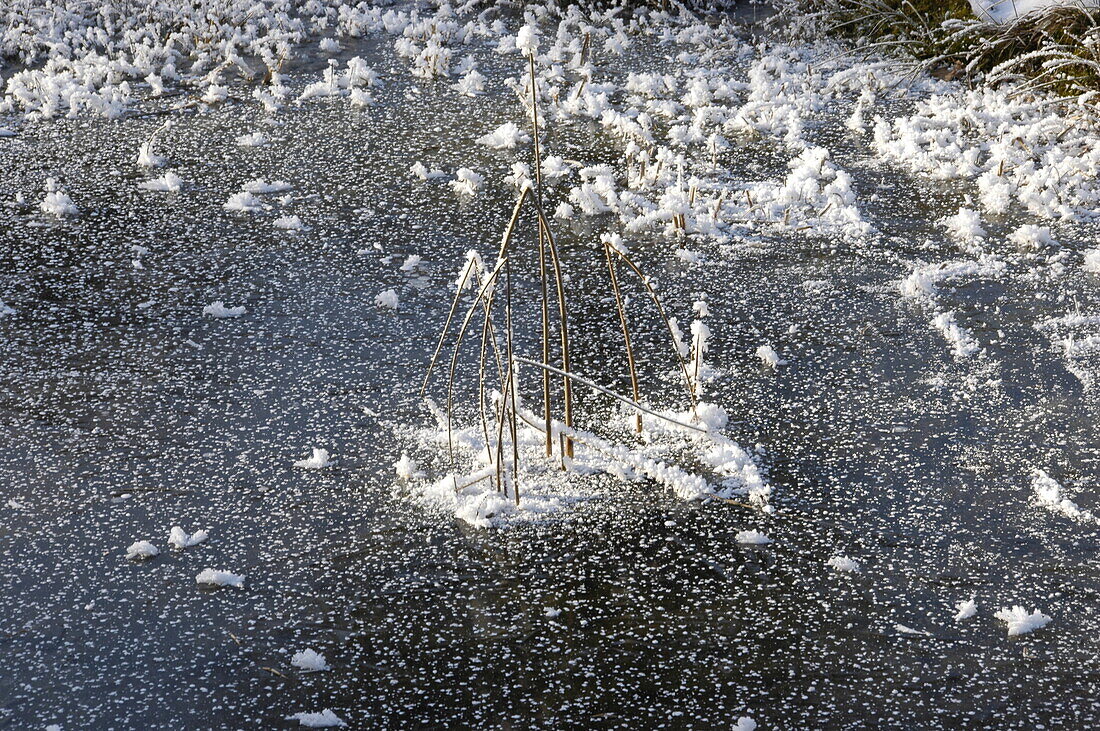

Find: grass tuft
[776,0,1100,112]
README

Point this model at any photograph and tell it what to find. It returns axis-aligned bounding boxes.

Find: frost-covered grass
[777,0,1100,113]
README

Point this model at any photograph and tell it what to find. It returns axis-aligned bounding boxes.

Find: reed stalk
[530,53,554,458]
[603,241,642,433]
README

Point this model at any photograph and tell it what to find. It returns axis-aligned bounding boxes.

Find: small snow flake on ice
[350,88,375,107]
[476,122,530,150]
[894,623,932,636]
[543,607,562,618]
[291,648,330,672]
[410,162,446,180]
[40,178,78,216]
[827,556,861,573]
[455,69,486,97]
[235,132,269,147]
[755,344,785,369]
[138,172,183,192]
[1032,469,1096,522]
[450,168,483,197]
[954,598,977,621]
[223,191,263,213]
[125,540,159,560]
[676,248,702,265]
[274,215,304,231]
[286,710,346,728]
[941,207,986,245]
[201,84,228,104]
[243,178,292,194]
[0,299,14,317]
[294,448,334,469]
[394,453,424,480]
[136,140,165,168]
[1084,248,1100,273]
[932,311,980,358]
[168,526,208,549]
[736,530,772,545]
[735,717,757,731]
[1008,224,1057,252]
[400,254,422,271]
[195,569,244,587]
[374,289,399,309]
[203,301,246,318]
[995,606,1051,636]
[541,156,571,182]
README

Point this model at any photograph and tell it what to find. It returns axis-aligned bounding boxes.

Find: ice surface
[0,0,1098,727]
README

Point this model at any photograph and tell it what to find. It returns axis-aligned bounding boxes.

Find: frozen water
[1,0,1098,728]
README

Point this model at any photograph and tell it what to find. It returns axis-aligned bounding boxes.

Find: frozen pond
[2,2,1099,727]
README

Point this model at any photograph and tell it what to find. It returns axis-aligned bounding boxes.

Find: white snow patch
[954,598,977,621]
[203,301,246,318]
[932,311,980,357]
[195,569,244,587]
[941,207,986,246]
[736,530,772,545]
[243,179,292,194]
[40,179,78,216]
[827,556,861,573]
[286,710,346,728]
[293,448,334,469]
[900,256,1005,301]
[1083,249,1100,274]
[125,541,159,560]
[374,289,399,309]
[224,191,263,213]
[236,132,269,147]
[394,453,424,480]
[755,344,785,369]
[168,527,208,549]
[274,215,304,231]
[1009,224,1057,252]
[995,606,1051,636]
[476,122,530,150]
[138,172,183,192]
[1032,469,1096,522]
[291,649,330,672]
[450,168,483,197]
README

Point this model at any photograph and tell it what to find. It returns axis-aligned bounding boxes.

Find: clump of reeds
[420,46,700,505]
[775,0,1100,114]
